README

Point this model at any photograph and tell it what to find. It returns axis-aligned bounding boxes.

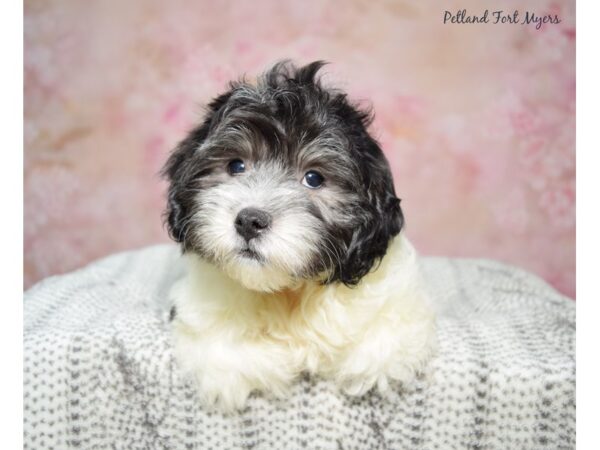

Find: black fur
[162,60,404,287]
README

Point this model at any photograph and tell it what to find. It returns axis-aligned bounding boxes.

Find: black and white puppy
[163,61,436,412]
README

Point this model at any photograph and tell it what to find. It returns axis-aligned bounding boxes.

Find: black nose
[234,207,272,241]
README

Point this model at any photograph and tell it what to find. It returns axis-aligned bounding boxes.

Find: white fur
[192,162,324,292]
[170,233,437,412]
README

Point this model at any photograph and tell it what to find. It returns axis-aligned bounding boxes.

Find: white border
[14,0,586,447]
[1,0,23,447]
[577,0,598,448]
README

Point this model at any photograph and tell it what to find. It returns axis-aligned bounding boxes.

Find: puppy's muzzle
[235,207,272,242]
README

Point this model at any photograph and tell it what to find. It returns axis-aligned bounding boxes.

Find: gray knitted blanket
[24,245,575,449]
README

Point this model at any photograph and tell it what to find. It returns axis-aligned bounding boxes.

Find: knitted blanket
[24,245,576,449]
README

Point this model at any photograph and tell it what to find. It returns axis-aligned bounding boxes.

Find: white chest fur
[169,233,437,412]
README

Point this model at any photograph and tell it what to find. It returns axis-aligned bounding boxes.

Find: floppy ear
[161,91,233,244]
[335,138,404,286]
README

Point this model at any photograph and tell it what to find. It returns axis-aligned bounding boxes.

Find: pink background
[24,0,575,298]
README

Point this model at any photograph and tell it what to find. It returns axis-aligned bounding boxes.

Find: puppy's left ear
[337,137,404,286]
[161,124,208,245]
[161,91,233,245]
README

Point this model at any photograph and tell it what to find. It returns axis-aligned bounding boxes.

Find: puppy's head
[162,61,403,292]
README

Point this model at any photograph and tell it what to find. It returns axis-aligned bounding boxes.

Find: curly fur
[163,61,436,412]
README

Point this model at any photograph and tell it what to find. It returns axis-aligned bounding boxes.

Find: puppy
[163,61,436,412]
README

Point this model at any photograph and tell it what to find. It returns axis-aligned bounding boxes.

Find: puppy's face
[163,61,403,292]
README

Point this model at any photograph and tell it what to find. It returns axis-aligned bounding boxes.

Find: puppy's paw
[172,322,296,413]
[191,367,255,413]
[336,312,437,398]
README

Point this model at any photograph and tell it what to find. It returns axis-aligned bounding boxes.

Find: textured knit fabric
[24,245,576,450]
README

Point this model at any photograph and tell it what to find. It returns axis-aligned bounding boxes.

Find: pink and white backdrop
[24,0,576,298]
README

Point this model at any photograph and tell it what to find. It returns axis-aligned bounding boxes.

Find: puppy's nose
[234,207,272,241]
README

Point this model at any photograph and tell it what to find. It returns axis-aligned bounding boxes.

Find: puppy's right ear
[161,91,233,244]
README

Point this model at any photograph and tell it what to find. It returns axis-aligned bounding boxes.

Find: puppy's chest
[176,279,360,354]
[252,290,357,347]
[171,268,384,377]
[248,295,360,372]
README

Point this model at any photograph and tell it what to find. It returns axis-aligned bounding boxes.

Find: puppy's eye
[302,170,324,189]
[227,159,246,175]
